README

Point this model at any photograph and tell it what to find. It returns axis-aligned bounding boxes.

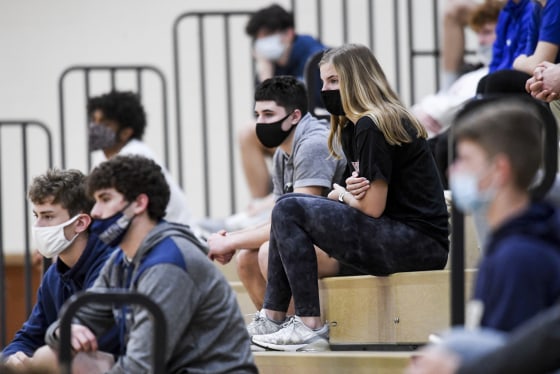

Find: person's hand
[527,62,560,102]
[70,325,98,353]
[327,183,347,201]
[69,324,98,353]
[345,171,370,200]
[207,230,236,265]
[4,351,31,368]
[404,347,460,374]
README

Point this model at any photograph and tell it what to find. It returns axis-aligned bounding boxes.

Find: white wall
[0,0,476,253]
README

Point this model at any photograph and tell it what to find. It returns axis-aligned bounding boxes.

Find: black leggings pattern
[263,193,449,316]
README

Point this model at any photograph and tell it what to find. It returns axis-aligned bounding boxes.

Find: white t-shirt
[93,139,192,225]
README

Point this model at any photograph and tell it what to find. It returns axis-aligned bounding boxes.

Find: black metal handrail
[58,290,166,374]
[173,11,254,216]
[0,120,53,347]
[57,65,170,172]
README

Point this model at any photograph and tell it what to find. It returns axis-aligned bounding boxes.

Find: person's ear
[291,109,302,124]
[132,193,150,215]
[285,27,296,42]
[118,127,134,143]
[75,214,92,234]
[493,154,511,188]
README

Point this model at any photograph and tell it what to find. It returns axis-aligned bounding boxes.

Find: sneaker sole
[251,337,330,352]
[250,343,268,352]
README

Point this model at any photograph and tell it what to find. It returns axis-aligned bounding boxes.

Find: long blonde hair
[319,44,427,158]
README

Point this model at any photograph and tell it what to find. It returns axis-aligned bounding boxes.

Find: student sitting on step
[206,76,347,318]
[249,44,449,352]
[407,96,560,373]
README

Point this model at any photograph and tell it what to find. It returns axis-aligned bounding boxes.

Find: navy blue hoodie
[2,233,118,358]
[474,202,560,332]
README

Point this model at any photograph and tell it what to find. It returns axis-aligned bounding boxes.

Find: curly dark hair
[87,91,146,140]
[255,76,308,114]
[28,169,93,217]
[86,155,170,221]
[245,4,294,39]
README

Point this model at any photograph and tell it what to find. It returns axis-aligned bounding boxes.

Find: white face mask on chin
[476,44,493,66]
[254,34,286,61]
[33,215,81,258]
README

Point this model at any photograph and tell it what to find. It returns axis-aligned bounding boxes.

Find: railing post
[58,291,167,374]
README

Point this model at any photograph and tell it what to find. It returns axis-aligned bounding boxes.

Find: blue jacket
[474,202,560,332]
[275,34,326,106]
[490,0,539,72]
[2,234,118,358]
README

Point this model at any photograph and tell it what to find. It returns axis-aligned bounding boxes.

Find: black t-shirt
[341,116,449,249]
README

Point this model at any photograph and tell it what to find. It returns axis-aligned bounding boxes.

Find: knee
[444,0,475,22]
[272,195,300,221]
[236,249,259,278]
[29,345,58,371]
[258,242,270,279]
[238,121,257,146]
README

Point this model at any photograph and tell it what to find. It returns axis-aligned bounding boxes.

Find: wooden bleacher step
[320,270,477,347]
[254,351,412,374]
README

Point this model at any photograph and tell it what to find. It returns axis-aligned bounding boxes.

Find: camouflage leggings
[263,193,448,316]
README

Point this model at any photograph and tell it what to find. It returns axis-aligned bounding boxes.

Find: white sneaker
[247,310,285,338]
[251,316,330,352]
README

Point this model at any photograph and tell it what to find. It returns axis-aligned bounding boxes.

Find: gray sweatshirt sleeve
[107,264,197,374]
[457,305,560,374]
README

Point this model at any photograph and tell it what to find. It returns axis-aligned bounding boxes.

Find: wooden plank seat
[319,270,477,347]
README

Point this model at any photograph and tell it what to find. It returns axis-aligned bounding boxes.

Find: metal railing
[58,290,166,374]
[58,65,170,173]
[0,120,53,347]
[172,0,441,218]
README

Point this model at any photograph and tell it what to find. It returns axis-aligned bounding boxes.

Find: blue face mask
[450,170,495,214]
[90,204,134,247]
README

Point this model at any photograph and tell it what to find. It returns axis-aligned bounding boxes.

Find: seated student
[513,0,560,74]
[406,98,560,374]
[249,44,449,352]
[206,76,346,318]
[88,91,193,228]
[449,97,560,332]
[413,0,503,137]
[1,169,118,369]
[489,0,540,73]
[37,155,257,373]
[479,0,559,93]
[200,4,327,233]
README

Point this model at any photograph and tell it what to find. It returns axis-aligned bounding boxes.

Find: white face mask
[450,170,496,214]
[476,44,493,66]
[33,215,81,258]
[254,34,286,61]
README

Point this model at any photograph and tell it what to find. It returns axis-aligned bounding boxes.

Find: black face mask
[255,112,296,148]
[321,90,345,116]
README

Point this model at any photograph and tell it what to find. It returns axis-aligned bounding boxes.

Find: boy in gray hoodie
[41,155,257,373]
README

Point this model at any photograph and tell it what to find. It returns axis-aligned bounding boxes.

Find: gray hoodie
[47,221,257,374]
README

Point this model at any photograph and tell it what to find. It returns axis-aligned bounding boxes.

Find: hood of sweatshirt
[487,201,560,255]
[131,221,207,266]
